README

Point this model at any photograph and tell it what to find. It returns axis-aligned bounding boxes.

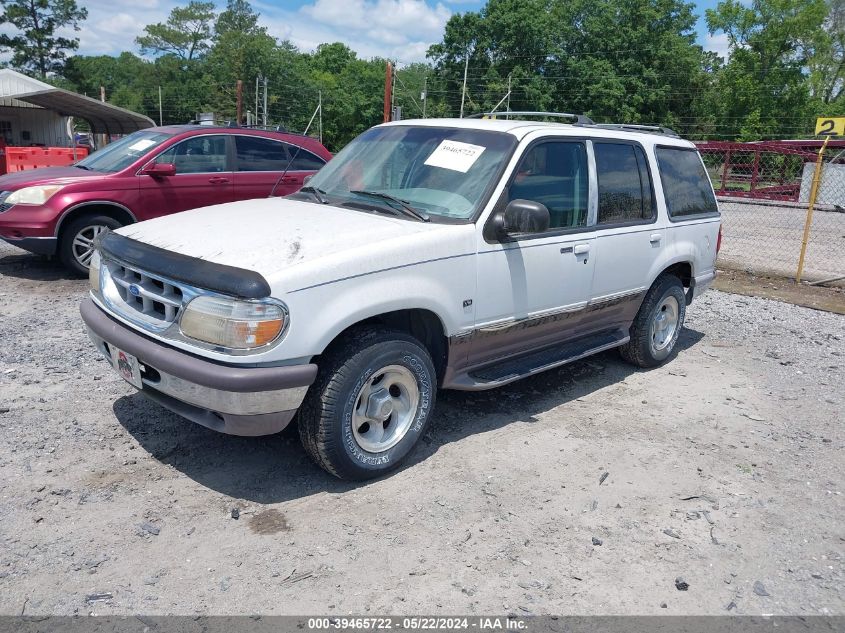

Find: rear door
[232,135,328,199]
[138,134,234,218]
[587,141,664,332]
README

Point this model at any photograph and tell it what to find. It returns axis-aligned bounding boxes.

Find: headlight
[5,185,64,206]
[88,250,101,292]
[179,295,287,350]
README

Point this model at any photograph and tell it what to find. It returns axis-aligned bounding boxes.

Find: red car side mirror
[141,162,176,177]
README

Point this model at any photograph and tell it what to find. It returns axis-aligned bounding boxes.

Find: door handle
[649,233,663,243]
[208,176,229,184]
[281,177,298,184]
[573,244,590,255]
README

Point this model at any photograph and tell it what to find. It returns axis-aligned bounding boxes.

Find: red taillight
[716,225,722,254]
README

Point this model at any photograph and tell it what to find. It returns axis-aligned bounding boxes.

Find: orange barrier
[0,146,90,174]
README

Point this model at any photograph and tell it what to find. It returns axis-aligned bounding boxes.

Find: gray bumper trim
[80,298,317,392]
[1,236,57,256]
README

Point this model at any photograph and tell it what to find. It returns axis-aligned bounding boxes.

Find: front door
[138,134,234,219]
[470,140,596,368]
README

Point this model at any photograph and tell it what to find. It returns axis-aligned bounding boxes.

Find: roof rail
[586,123,680,138]
[467,111,595,125]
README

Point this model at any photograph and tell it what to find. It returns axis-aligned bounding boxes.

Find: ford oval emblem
[128,284,141,297]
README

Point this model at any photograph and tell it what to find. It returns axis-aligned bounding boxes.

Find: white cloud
[704,32,732,61]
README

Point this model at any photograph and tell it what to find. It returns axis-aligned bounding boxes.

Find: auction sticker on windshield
[424,140,486,172]
[128,139,158,152]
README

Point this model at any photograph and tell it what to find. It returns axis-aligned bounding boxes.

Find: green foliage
[705,0,831,139]
[3,0,837,150]
[0,0,88,78]
[136,1,216,61]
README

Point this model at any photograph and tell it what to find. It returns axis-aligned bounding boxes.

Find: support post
[263,77,268,126]
[383,61,393,123]
[422,75,427,118]
[236,80,243,125]
[796,136,831,282]
[460,49,469,118]
[158,86,163,126]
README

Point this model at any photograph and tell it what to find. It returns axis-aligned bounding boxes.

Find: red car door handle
[281,177,298,183]
[208,176,229,184]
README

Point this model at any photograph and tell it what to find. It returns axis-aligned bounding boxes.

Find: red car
[0,125,332,275]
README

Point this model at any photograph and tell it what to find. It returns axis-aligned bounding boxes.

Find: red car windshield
[75,130,174,173]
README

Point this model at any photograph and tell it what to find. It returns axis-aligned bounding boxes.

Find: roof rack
[467,111,595,125]
[586,123,680,138]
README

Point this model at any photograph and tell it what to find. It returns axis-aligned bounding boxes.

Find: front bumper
[80,298,317,436]
[0,236,57,256]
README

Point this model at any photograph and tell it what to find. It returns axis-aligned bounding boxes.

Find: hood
[116,197,470,291]
[0,166,103,189]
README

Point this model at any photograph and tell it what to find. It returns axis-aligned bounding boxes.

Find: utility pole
[262,76,268,126]
[383,61,393,123]
[158,86,163,126]
[318,91,322,144]
[422,75,427,118]
[236,80,243,125]
[255,75,260,124]
[459,48,470,118]
[506,74,511,119]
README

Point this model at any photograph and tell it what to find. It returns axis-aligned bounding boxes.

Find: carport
[0,68,154,147]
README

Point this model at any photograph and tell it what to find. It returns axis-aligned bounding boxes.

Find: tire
[59,214,123,276]
[298,326,437,480]
[620,274,686,368]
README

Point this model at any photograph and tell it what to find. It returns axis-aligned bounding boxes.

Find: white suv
[82,114,721,480]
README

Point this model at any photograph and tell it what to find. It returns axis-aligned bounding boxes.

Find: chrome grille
[103,260,185,329]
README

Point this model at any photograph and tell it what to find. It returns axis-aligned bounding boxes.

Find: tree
[215,0,264,37]
[0,0,88,78]
[136,1,216,61]
[427,0,709,131]
[705,0,829,138]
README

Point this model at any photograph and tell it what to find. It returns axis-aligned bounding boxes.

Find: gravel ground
[0,241,843,617]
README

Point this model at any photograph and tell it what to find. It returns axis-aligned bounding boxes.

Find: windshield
[305,125,517,220]
[75,130,174,173]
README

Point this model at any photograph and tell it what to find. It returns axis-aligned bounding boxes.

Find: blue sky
[60,0,731,63]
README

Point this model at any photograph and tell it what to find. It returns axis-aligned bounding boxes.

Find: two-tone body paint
[97,118,720,389]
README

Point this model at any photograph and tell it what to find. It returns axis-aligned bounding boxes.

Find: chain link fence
[697,141,845,285]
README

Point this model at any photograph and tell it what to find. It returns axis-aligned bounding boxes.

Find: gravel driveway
[0,242,842,616]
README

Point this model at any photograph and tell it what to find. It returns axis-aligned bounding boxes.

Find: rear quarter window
[656,147,719,219]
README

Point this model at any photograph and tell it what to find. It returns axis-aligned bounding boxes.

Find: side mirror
[500,199,550,235]
[141,162,176,177]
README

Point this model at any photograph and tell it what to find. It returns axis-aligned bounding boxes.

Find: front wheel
[59,215,123,276]
[620,274,686,368]
[298,327,437,480]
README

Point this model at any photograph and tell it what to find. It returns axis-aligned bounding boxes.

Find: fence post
[796,136,831,283]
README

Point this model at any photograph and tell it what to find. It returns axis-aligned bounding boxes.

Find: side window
[595,143,654,224]
[656,147,719,218]
[286,145,327,171]
[156,135,228,174]
[508,141,588,230]
[235,136,289,171]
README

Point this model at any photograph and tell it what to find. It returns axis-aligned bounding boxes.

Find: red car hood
[0,166,104,190]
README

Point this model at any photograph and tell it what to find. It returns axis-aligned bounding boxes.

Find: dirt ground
[0,242,842,617]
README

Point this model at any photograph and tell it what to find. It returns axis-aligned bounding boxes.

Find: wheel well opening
[662,262,692,288]
[57,204,134,241]
[323,309,448,382]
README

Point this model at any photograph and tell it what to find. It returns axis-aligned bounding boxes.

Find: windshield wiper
[350,190,430,222]
[75,165,91,171]
[298,185,328,204]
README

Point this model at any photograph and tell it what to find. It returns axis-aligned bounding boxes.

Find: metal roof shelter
[0,69,154,140]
